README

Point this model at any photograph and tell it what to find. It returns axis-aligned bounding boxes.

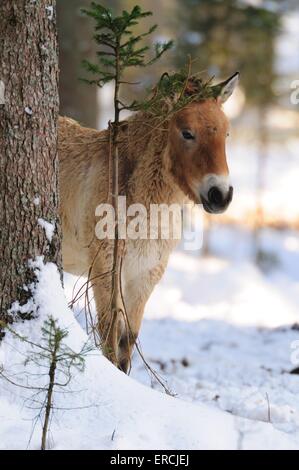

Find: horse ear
[212,72,239,104]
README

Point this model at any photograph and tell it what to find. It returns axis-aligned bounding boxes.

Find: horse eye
[182,130,195,140]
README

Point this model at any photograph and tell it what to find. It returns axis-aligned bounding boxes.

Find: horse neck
[121,111,168,160]
[121,112,186,206]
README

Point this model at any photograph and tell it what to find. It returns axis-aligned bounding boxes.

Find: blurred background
[60,0,299,415]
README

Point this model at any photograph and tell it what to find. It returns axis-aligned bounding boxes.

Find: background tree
[175,0,280,100]
[57,0,100,128]
[0,1,61,331]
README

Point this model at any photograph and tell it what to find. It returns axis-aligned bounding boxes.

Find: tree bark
[0,0,61,325]
[57,0,99,128]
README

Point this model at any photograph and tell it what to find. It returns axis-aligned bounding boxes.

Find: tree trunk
[0,0,61,326]
[57,0,99,128]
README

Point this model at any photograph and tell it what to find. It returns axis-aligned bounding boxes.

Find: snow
[64,228,299,450]
[45,6,54,21]
[0,258,240,450]
[40,44,48,56]
[24,106,33,116]
[126,227,299,449]
[33,196,40,206]
[38,218,55,243]
[1,219,299,450]
[0,80,5,105]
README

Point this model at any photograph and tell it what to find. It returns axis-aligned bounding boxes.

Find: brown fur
[58,98,230,371]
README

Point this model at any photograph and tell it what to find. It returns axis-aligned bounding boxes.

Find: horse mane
[116,73,216,162]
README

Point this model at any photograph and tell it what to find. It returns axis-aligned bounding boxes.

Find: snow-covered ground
[132,231,299,442]
[2,223,299,450]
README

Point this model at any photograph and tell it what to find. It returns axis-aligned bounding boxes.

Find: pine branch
[81,3,173,95]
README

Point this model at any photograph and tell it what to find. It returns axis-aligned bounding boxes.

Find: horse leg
[90,244,132,369]
[117,294,146,373]
[118,264,166,373]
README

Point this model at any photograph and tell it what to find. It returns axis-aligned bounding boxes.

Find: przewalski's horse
[59,72,239,372]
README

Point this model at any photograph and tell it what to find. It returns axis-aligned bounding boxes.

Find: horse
[58,72,239,373]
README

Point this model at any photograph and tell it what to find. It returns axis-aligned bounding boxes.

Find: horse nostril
[227,186,233,204]
[208,186,223,206]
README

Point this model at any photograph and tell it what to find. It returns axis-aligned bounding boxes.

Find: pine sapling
[82,3,172,366]
[0,316,92,450]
